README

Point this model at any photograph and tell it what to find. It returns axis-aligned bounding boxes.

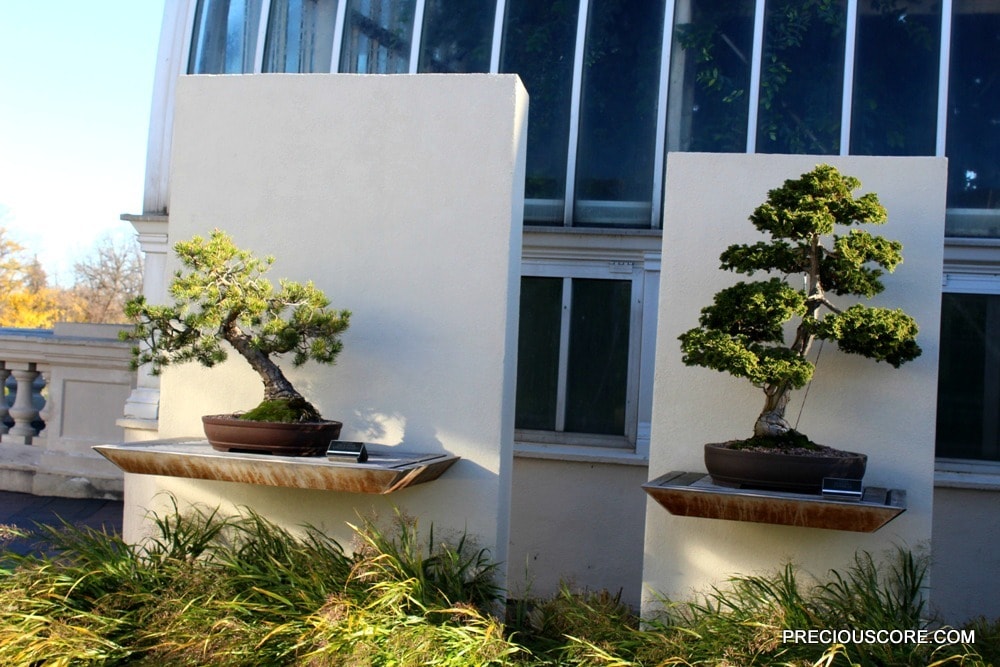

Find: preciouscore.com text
[782,629,974,645]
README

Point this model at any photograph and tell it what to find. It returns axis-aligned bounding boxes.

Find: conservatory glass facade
[179,0,1000,460]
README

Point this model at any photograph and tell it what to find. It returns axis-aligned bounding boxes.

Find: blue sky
[0,1,165,284]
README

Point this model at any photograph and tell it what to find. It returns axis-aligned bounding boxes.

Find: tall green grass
[0,505,993,666]
[0,504,512,666]
[513,549,988,666]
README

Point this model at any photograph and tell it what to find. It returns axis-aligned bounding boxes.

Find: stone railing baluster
[0,324,134,497]
[0,366,10,435]
[6,363,40,442]
[36,366,51,438]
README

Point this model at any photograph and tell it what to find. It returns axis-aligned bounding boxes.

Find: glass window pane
[264,0,338,73]
[417,0,493,73]
[341,0,415,73]
[565,279,631,435]
[667,0,755,153]
[756,0,846,155]
[936,293,1000,461]
[515,278,563,431]
[573,0,666,228]
[850,0,940,156]
[189,0,264,74]
[500,0,579,225]
[945,1,1000,215]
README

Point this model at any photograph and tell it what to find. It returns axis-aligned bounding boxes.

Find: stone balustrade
[0,323,135,499]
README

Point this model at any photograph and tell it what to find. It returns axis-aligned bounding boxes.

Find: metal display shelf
[643,471,905,532]
[95,439,459,494]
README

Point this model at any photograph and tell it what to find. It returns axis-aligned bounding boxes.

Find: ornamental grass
[0,505,992,666]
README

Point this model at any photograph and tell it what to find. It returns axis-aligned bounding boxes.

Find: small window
[945,1,1000,231]
[188,0,264,74]
[499,0,580,225]
[340,0,416,74]
[666,0,755,154]
[573,0,666,228]
[936,286,1000,461]
[515,266,641,446]
[756,0,847,155]
[263,0,339,73]
[850,0,940,157]
[417,0,494,73]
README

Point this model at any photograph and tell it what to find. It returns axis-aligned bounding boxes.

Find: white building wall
[931,486,1000,623]
[123,74,527,591]
[508,458,648,606]
[643,153,946,614]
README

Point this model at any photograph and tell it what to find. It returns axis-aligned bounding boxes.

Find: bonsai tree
[121,230,350,423]
[678,164,921,445]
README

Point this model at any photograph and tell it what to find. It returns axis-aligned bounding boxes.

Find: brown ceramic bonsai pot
[202,415,343,456]
[704,442,867,494]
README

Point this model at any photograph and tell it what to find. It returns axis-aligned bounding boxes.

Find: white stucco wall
[123,74,527,588]
[931,486,1000,623]
[642,153,946,613]
[508,458,649,606]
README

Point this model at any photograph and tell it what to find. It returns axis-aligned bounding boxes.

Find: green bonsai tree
[678,164,921,445]
[121,230,350,423]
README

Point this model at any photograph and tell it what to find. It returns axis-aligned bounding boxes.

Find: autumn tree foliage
[0,228,143,328]
[0,228,66,328]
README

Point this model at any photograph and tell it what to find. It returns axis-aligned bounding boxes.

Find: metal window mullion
[839,0,858,155]
[555,278,573,432]
[746,0,767,153]
[253,0,273,73]
[983,297,1000,458]
[623,268,644,444]
[562,0,590,227]
[408,0,427,73]
[182,0,199,74]
[330,0,349,71]
[650,0,677,230]
[489,0,508,73]
[936,0,954,157]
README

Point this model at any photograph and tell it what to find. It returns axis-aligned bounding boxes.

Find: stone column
[118,215,169,441]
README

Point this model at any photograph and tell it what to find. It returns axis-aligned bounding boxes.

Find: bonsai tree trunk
[223,320,322,421]
[753,235,829,438]
[755,291,820,438]
[755,383,793,437]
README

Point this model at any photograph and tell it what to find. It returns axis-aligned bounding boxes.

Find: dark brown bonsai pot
[704,442,867,494]
[203,415,342,456]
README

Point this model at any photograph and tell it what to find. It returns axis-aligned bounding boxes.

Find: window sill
[514,441,648,466]
[935,459,1000,491]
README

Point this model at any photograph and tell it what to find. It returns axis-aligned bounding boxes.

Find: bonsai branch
[121,229,349,424]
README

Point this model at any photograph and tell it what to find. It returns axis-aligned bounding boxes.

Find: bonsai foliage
[122,230,350,422]
[679,164,921,441]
